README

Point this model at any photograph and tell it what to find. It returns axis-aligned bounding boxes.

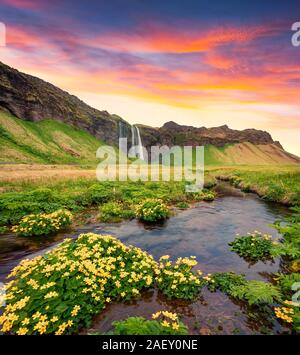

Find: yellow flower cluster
[135,198,169,222]
[157,256,205,299]
[152,310,180,330]
[11,210,72,237]
[0,233,157,335]
[274,305,294,323]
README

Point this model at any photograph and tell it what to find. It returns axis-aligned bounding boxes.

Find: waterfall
[135,126,144,160]
[130,125,144,160]
[118,121,144,160]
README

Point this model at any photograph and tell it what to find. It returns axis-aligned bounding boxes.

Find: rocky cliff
[137,121,283,150]
[0,62,130,145]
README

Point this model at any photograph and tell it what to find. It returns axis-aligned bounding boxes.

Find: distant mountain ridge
[137,120,283,149]
[0,61,299,165]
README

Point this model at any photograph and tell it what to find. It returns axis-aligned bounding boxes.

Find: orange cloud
[93,23,281,53]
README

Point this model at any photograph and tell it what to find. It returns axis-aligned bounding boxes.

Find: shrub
[135,199,170,223]
[0,188,77,226]
[156,255,206,300]
[103,312,188,335]
[0,233,157,335]
[229,232,275,262]
[189,190,216,202]
[86,184,114,205]
[176,201,189,209]
[99,202,135,222]
[0,226,8,234]
[11,209,73,237]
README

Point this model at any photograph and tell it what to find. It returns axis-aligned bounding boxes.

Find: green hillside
[0,112,110,164]
[204,142,300,165]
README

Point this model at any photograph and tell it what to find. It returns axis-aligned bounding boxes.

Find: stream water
[0,183,292,334]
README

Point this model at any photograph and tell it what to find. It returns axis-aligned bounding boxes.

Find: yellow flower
[161,320,170,327]
[172,322,179,330]
[51,316,59,323]
[44,291,59,299]
[16,327,28,335]
[21,318,30,326]
[152,311,161,319]
[71,305,81,317]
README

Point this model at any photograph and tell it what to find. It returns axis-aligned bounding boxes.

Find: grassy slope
[204,142,300,165]
[0,112,114,164]
[206,165,300,205]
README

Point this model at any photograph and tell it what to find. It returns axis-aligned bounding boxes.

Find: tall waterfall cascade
[131,125,145,160]
[118,121,145,160]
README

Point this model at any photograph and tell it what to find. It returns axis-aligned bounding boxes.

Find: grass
[206,165,300,205]
[0,112,112,164]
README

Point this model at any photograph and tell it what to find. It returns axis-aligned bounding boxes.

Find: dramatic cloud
[0,0,299,153]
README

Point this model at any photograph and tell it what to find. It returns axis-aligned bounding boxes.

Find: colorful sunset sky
[0,0,300,155]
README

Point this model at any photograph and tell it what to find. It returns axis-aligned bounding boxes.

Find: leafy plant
[135,198,170,223]
[99,202,134,222]
[176,201,189,209]
[275,273,300,298]
[11,209,73,237]
[189,190,216,202]
[209,272,280,305]
[229,232,274,262]
[208,272,247,293]
[103,312,188,335]
[230,280,281,305]
[0,226,8,234]
[156,255,206,300]
[0,188,77,226]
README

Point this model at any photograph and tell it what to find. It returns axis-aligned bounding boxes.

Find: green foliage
[0,188,77,226]
[0,226,8,234]
[229,232,274,262]
[11,209,73,237]
[272,207,300,253]
[176,201,189,209]
[214,167,300,206]
[209,272,280,305]
[99,202,135,222]
[189,190,216,202]
[230,280,281,305]
[0,233,157,335]
[135,198,170,222]
[156,255,206,300]
[208,272,246,293]
[105,313,188,335]
[0,113,107,164]
[276,273,300,298]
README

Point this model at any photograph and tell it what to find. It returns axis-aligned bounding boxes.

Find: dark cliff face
[138,120,276,149]
[0,62,131,145]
